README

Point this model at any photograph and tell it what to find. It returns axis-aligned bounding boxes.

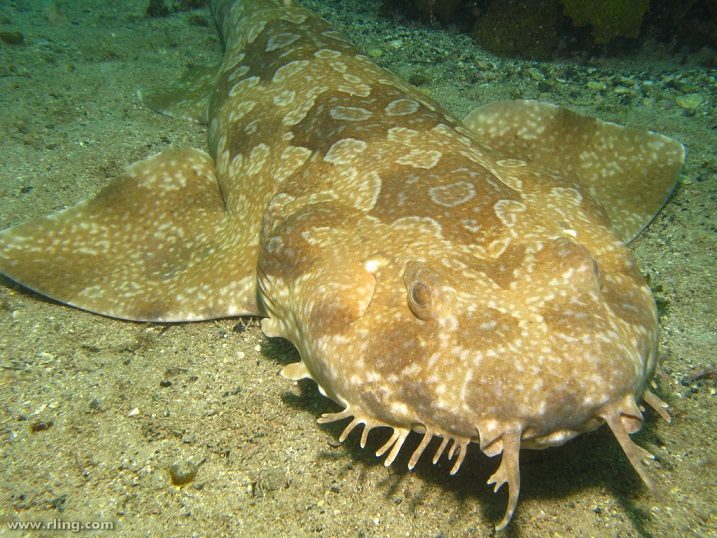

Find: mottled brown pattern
[240,17,353,82]
[464,242,528,289]
[261,202,349,280]
[397,380,478,435]
[223,104,283,162]
[366,318,441,375]
[290,85,445,155]
[455,308,520,351]
[373,153,520,242]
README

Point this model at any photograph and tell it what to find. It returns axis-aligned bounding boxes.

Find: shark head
[259,190,656,424]
[256,154,666,529]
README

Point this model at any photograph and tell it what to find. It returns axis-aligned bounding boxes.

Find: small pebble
[30,420,53,432]
[675,93,705,109]
[168,461,198,486]
[256,466,289,494]
[37,352,54,363]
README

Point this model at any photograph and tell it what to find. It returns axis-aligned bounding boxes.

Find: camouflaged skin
[0,0,683,529]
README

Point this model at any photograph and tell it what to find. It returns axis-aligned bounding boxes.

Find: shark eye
[411,282,431,307]
[408,281,434,320]
[404,261,450,321]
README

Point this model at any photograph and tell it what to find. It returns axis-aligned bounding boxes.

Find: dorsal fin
[0,148,260,321]
[463,100,685,243]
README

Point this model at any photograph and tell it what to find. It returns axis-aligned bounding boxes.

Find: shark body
[0,0,684,529]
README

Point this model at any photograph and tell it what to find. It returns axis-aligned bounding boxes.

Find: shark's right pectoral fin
[0,147,261,321]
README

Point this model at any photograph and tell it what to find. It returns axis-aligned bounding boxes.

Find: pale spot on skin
[246,144,270,176]
[245,20,267,44]
[272,89,296,107]
[229,76,260,97]
[272,60,309,83]
[227,64,249,82]
[364,259,388,273]
[389,216,443,238]
[266,32,300,52]
[278,12,308,24]
[314,48,341,59]
[329,106,373,122]
[385,98,420,116]
[429,181,476,207]
[275,146,312,183]
[229,153,243,176]
[494,199,527,226]
[282,85,328,125]
[321,29,352,42]
[461,218,482,233]
[487,236,512,258]
[335,83,372,97]
[227,100,257,122]
[387,127,419,142]
[550,186,583,205]
[342,73,364,85]
[329,60,348,73]
[396,149,442,169]
[324,138,368,165]
[353,170,381,211]
[496,158,527,167]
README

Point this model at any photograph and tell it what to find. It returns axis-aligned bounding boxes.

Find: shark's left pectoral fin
[0,148,261,321]
[463,100,685,243]
[139,63,221,123]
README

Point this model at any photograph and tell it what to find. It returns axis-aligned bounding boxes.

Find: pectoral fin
[0,148,260,321]
[464,100,685,243]
[139,63,220,123]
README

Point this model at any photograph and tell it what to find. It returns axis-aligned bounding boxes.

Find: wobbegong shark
[0,0,684,529]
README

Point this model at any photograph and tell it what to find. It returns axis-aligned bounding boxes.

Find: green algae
[472,0,560,60]
[561,0,649,44]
